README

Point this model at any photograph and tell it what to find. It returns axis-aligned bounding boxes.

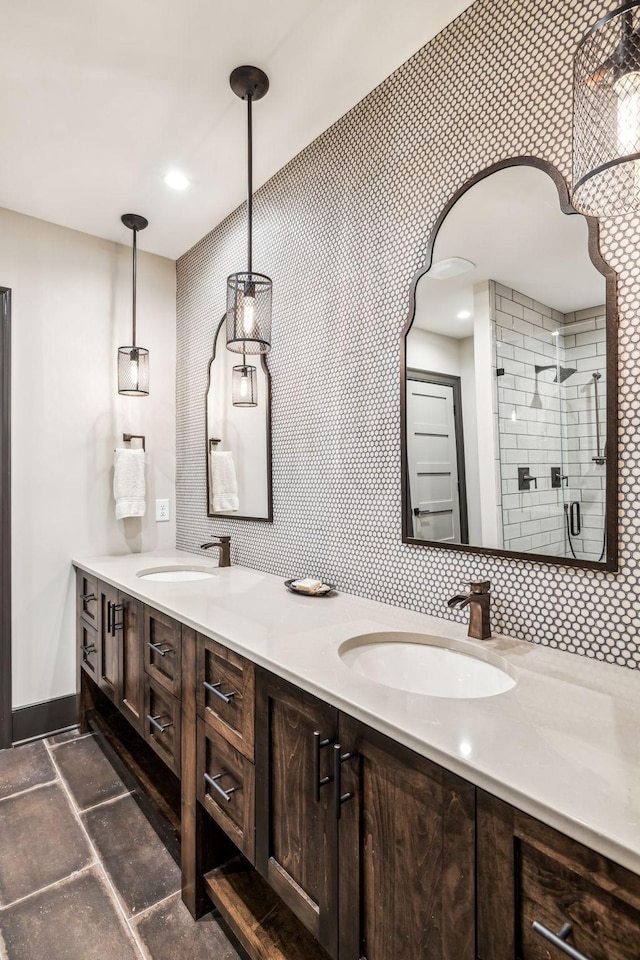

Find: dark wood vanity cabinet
[254,669,476,960]
[477,790,640,960]
[75,570,640,960]
[255,669,339,958]
[338,714,475,960]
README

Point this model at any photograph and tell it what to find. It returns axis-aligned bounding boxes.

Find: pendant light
[573,1,640,216]
[226,66,272,356]
[232,362,258,407]
[118,213,150,396]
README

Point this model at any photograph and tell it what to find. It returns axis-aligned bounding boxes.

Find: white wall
[3,207,176,709]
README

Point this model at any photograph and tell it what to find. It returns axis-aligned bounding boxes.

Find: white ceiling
[0,0,474,260]
[414,165,606,339]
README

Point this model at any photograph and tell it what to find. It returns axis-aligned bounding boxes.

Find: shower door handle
[570,501,581,537]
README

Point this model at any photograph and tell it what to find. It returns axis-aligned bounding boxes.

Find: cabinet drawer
[196,634,254,759]
[144,607,182,698]
[519,840,640,960]
[77,572,98,628]
[143,678,181,777]
[197,718,255,864]
[79,621,98,680]
[477,790,640,960]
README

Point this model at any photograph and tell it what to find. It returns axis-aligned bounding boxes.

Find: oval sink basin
[339,632,516,699]
[136,565,218,583]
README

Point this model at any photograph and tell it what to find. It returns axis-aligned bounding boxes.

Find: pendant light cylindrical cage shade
[118,346,149,396]
[573,1,640,216]
[232,363,258,406]
[226,272,272,354]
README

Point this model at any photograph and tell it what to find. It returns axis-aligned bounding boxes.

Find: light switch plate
[155,499,170,522]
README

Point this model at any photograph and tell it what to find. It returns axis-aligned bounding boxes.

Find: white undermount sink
[136,565,218,582]
[339,632,516,699]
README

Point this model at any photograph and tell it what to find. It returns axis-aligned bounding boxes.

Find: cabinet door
[97,581,119,702]
[255,669,339,959]
[338,714,475,960]
[116,592,144,733]
[477,790,640,960]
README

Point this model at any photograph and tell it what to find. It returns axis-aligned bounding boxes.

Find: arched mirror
[401,158,617,571]
[206,316,272,521]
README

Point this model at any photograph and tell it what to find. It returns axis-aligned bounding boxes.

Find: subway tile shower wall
[493,283,607,562]
[176,0,640,669]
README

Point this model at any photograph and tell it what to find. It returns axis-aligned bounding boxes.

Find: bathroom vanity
[74,552,640,960]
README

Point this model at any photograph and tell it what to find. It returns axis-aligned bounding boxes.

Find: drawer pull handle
[82,644,96,655]
[147,714,173,734]
[203,680,236,704]
[313,730,333,802]
[204,772,240,803]
[148,641,172,657]
[81,593,96,602]
[333,743,356,820]
[533,922,590,960]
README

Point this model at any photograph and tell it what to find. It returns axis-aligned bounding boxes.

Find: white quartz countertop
[74,550,640,876]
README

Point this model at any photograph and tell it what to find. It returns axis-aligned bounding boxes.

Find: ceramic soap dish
[285,578,336,598]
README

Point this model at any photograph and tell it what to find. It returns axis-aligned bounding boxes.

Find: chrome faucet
[448,580,491,640]
[200,536,231,567]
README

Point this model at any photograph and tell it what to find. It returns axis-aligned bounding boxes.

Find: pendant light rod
[121,213,148,347]
[132,225,138,345]
[247,92,253,274]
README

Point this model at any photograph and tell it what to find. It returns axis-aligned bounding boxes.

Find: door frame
[1,287,11,749]
[405,368,469,544]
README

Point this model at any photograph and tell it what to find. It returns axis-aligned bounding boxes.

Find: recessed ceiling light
[429,257,475,280]
[457,309,472,320]
[164,170,190,190]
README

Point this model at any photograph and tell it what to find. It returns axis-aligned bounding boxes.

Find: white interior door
[406,377,462,542]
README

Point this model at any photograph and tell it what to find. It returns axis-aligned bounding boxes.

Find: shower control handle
[518,467,538,491]
[551,467,569,489]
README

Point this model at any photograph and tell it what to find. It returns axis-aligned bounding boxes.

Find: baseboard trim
[12,694,77,745]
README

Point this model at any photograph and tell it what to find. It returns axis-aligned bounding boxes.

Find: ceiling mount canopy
[225,65,272,358]
[573,0,640,216]
[118,213,150,396]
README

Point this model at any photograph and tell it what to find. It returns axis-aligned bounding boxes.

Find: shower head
[534,364,577,384]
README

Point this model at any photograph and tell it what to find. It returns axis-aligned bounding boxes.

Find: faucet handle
[217,536,231,543]
[463,580,490,593]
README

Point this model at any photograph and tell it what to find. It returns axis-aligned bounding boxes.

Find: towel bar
[123,433,146,451]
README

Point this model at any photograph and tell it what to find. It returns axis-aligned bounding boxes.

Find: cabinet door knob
[313,730,333,802]
[533,922,590,960]
[333,743,356,820]
[204,771,240,803]
[203,680,236,705]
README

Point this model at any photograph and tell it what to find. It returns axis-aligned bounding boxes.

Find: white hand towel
[114,448,146,519]
[211,450,239,512]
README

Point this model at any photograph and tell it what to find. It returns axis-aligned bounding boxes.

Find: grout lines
[43,739,148,960]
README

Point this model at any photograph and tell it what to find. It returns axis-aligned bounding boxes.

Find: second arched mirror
[206,316,273,521]
[401,158,617,571]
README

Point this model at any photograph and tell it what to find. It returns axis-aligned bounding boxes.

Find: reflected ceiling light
[232,362,258,407]
[573,1,640,216]
[164,170,190,190]
[457,309,472,320]
[118,214,149,397]
[430,257,475,280]
[225,65,272,357]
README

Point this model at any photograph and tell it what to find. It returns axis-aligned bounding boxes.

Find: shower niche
[401,158,617,570]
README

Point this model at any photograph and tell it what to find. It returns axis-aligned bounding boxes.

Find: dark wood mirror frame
[205,314,273,522]
[400,156,618,572]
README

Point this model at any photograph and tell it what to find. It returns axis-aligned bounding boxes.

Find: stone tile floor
[0,730,243,960]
